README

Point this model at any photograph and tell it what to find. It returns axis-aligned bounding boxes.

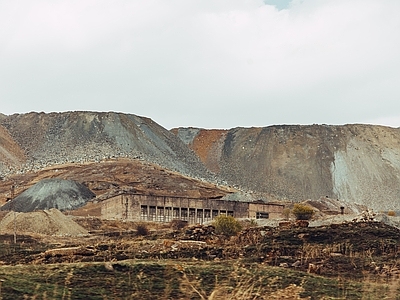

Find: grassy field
[1,220,400,299]
[0,259,399,299]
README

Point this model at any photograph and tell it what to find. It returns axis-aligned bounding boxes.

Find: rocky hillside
[173,125,400,211]
[3,111,400,211]
[0,112,233,206]
[0,124,25,175]
[0,159,234,206]
[0,112,211,180]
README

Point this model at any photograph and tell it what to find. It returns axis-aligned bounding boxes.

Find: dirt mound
[174,125,400,210]
[0,178,95,212]
[0,208,88,236]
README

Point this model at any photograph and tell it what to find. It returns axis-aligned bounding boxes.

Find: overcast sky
[1,0,400,129]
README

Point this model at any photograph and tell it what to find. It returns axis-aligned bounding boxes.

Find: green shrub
[213,215,242,237]
[291,203,314,220]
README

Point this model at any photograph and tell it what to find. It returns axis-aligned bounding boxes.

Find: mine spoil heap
[3,111,400,211]
[0,178,95,212]
[173,124,400,211]
[0,111,213,181]
[0,208,88,236]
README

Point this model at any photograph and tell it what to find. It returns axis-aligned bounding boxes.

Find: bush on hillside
[292,203,314,221]
[213,215,242,237]
[135,223,149,236]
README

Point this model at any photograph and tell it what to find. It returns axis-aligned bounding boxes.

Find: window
[212,210,219,219]
[149,206,156,221]
[181,208,188,220]
[165,207,172,222]
[197,209,203,223]
[256,212,269,219]
[189,208,196,223]
[157,207,164,221]
[140,205,148,220]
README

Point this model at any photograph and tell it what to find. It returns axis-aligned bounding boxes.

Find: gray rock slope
[0,111,211,180]
[1,178,95,212]
[174,124,400,211]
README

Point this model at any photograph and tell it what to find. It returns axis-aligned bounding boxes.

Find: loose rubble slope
[0,208,88,236]
[0,112,211,181]
[0,124,25,175]
[174,124,400,210]
[0,178,95,212]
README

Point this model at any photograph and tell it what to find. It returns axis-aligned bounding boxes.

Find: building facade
[101,194,284,224]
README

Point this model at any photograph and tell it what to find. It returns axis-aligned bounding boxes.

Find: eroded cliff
[173,124,400,210]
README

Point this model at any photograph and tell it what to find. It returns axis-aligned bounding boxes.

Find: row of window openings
[140,205,269,222]
[140,205,233,222]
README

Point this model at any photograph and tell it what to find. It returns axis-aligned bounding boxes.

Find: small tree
[292,203,314,221]
[213,215,242,237]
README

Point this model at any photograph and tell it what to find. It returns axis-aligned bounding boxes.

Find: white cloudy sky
[1,0,400,129]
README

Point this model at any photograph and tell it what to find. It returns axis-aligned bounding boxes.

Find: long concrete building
[101,193,284,224]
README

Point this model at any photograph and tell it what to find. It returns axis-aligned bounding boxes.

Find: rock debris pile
[0,208,88,236]
[1,178,95,212]
[0,112,214,182]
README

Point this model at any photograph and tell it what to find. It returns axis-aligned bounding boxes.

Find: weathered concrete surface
[174,124,400,211]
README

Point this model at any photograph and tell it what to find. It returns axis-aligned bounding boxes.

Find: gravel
[0,208,88,236]
[0,112,215,182]
[1,178,95,212]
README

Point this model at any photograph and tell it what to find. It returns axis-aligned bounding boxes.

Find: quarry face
[1,112,400,211]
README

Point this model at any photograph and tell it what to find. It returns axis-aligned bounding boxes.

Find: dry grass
[180,263,313,300]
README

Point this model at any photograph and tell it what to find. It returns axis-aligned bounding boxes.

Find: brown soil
[0,125,25,171]
[189,129,227,173]
[0,208,88,236]
[1,216,399,284]
[0,158,235,206]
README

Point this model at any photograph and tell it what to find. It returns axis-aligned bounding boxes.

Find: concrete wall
[101,194,284,224]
